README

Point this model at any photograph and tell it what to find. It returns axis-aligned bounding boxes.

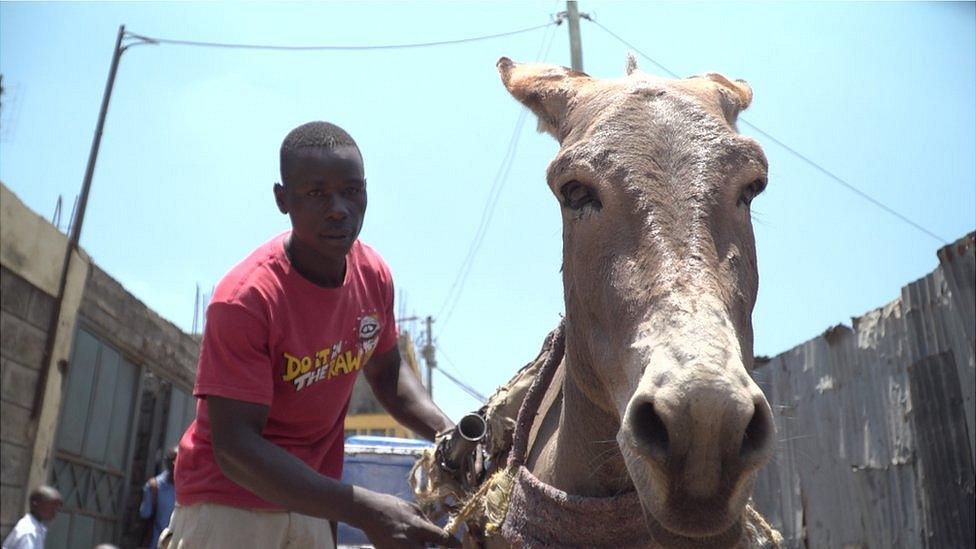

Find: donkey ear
[700,73,753,123]
[497,57,590,139]
[626,52,639,75]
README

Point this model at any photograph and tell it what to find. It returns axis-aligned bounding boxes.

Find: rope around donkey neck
[442,322,566,535]
[507,321,566,468]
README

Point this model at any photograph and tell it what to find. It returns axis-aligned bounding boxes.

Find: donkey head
[498,57,774,546]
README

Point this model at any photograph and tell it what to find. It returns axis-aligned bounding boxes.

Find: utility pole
[422,316,436,397]
[30,26,155,418]
[566,1,584,71]
[32,25,128,418]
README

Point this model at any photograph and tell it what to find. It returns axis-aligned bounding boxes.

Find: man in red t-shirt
[165,122,459,549]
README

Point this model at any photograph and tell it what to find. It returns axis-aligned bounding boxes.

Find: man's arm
[138,480,153,519]
[363,346,454,441]
[6,532,37,549]
[207,395,458,548]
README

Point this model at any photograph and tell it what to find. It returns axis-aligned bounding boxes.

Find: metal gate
[163,387,196,451]
[46,327,142,549]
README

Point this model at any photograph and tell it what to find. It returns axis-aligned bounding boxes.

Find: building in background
[344,334,424,439]
[1,183,199,548]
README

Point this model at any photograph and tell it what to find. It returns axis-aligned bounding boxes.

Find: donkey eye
[737,178,766,208]
[561,180,602,211]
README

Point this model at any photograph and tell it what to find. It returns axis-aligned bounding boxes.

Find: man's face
[34,497,62,522]
[275,146,367,262]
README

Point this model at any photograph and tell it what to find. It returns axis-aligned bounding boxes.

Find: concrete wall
[0,183,201,543]
[0,266,56,533]
[1,183,89,536]
[78,264,198,392]
[752,232,975,548]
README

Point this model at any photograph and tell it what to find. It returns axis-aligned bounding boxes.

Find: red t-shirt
[175,232,398,509]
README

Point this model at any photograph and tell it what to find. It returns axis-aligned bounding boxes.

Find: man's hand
[207,397,458,546]
[359,492,460,548]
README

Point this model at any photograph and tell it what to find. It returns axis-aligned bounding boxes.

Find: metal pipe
[438,413,487,472]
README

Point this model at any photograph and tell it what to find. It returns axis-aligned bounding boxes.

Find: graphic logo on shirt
[280,313,384,392]
[359,314,381,355]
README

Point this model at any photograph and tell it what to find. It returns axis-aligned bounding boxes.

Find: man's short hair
[29,485,61,504]
[279,121,361,182]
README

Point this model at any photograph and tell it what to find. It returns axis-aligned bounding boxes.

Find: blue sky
[1,2,973,421]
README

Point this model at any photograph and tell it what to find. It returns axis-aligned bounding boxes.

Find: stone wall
[79,265,198,392]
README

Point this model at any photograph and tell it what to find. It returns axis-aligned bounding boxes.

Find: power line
[736,120,949,244]
[436,347,486,400]
[125,21,557,52]
[436,368,487,403]
[586,18,949,245]
[587,19,679,78]
[434,349,488,403]
[433,340,477,391]
[437,107,528,328]
[437,18,561,333]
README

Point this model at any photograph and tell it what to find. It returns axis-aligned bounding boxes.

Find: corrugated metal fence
[752,232,975,548]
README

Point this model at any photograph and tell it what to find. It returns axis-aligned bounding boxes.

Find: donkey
[481,57,776,548]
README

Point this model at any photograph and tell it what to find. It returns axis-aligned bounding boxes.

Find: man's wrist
[436,414,455,434]
[346,486,382,530]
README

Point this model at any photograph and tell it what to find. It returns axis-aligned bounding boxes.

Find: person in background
[2,486,62,549]
[139,446,177,549]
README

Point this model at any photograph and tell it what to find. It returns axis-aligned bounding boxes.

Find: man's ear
[497,57,591,141]
[273,183,289,214]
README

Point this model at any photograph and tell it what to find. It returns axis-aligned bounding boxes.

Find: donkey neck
[544,333,633,497]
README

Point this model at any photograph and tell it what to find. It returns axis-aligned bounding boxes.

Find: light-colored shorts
[158,503,335,549]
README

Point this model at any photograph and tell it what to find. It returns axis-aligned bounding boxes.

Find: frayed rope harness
[434,322,646,547]
[489,323,650,547]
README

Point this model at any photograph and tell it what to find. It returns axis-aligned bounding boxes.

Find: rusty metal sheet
[751,232,975,548]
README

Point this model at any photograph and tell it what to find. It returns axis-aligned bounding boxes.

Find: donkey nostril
[631,401,670,462]
[739,400,773,463]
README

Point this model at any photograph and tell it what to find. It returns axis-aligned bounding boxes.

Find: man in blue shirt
[139,447,177,548]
